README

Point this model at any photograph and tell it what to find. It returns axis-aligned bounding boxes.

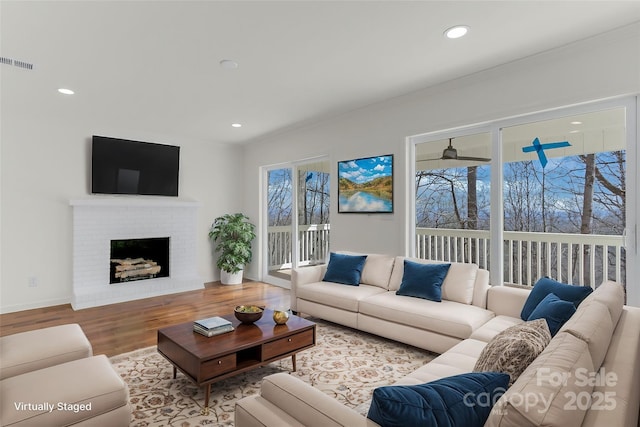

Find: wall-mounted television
[91,135,180,197]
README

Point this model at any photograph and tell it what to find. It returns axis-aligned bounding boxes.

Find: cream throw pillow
[473,318,551,386]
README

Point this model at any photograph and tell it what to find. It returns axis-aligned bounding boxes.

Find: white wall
[0,96,243,313]
[241,24,640,304]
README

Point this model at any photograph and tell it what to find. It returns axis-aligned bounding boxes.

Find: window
[414,132,491,268]
[501,108,626,286]
[410,100,635,297]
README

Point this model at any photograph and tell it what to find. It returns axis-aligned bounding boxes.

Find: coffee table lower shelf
[157,313,316,415]
[159,350,302,415]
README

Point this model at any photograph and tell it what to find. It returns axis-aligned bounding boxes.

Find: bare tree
[268,169,292,226]
[416,167,488,229]
[504,161,544,232]
[299,171,330,225]
[467,166,478,230]
[593,151,625,233]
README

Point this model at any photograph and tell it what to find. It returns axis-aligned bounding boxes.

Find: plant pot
[220,269,243,285]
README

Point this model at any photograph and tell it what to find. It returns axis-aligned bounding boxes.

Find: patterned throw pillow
[473,319,551,386]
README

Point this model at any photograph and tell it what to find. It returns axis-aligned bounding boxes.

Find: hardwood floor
[0,281,290,357]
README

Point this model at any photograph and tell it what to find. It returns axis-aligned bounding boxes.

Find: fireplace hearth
[110,237,170,283]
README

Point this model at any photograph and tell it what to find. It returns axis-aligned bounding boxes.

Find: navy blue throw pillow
[520,277,592,321]
[367,372,509,427]
[396,260,451,302]
[527,292,576,336]
[322,252,368,286]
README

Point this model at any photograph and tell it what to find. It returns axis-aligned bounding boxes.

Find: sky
[338,155,393,184]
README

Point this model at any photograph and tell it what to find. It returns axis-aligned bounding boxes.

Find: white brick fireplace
[70,198,203,309]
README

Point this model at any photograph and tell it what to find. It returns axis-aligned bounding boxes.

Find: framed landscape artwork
[338,154,393,213]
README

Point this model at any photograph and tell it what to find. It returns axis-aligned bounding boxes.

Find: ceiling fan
[427,138,491,162]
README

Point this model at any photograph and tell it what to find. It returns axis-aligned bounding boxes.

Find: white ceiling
[2,1,640,145]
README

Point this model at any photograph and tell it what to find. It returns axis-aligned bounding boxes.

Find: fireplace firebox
[110,237,170,283]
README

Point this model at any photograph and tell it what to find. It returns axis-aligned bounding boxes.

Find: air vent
[14,60,33,70]
[0,56,34,70]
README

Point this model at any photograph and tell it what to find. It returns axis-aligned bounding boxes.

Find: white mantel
[70,197,203,309]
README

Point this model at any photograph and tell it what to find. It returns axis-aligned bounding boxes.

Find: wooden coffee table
[157,309,316,414]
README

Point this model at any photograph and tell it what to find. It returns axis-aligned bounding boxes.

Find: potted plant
[208,213,256,285]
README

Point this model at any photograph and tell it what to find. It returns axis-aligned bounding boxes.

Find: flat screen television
[91,135,180,196]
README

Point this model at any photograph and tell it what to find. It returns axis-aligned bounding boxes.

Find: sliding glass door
[263,158,330,286]
[409,98,637,300]
[266,167,294,281]
[501,108,627,287]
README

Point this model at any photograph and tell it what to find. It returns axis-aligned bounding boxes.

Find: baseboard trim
[0,297,71,314]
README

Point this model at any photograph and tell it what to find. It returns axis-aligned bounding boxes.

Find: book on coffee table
[193,323,234,337]
[193,316,234,337]
[194,316,232,330]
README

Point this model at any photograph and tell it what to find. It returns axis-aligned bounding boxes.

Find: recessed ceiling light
[570,121,583,125]
[220,59,239,70]
[58,88,74,95]
[231,123,242,128]
[444,25,469,39]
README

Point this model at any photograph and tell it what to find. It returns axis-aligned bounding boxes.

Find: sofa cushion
[389,257,478,305]
[360,253,396,289]
[486,332,595,427]
[0,323,93,380]
[396,260,451,302]
[359,292,494,340]
[559,299,614,369]
[581,306,640,427]
[439,262,478,305]
[520,277,592,320]
[297,281,386,312]
[337,251,396,289]
[322,252,367,285]
[580,280,625,324]
[255,372,367,427]
[367,372,509,427]
[469,315,523,342]
[474,319,551,386]
[527,292,576,336]
[0,355,130,427]
[397,339,488,385]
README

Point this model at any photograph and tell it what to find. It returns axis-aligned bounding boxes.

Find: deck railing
[267,225,625,287]
[416,227,626,288]
[268,224,330,270]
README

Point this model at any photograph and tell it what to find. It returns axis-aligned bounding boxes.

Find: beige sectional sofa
[291,254,493,354]
[236,253,640,427]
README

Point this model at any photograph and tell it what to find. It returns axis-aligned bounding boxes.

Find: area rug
[110,319,436,426]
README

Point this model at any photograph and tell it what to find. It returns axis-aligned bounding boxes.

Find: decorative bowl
[234,305,264,324]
